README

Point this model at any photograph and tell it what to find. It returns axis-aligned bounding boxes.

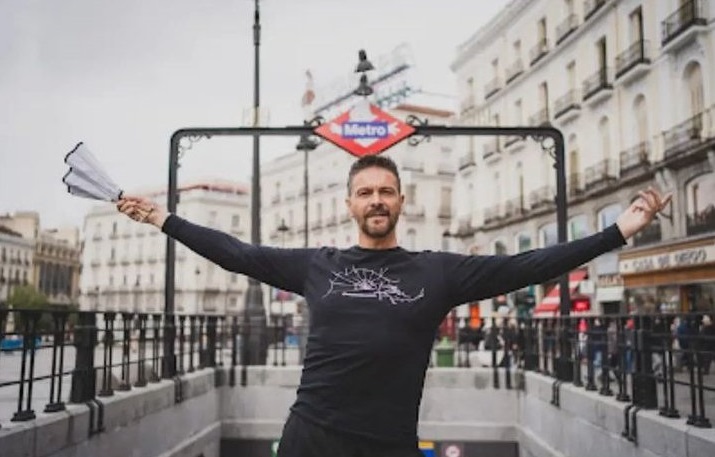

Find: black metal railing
[530,38,550,66]
[584,159,618,188]
[2,309,712,431]
[484,77,502,99]
[664,113,704,160]
[482,138,501,160]
[505,59,524,84]
[687,207,715,236]
[529,186,556,208]
[568,172,583,197]
[554,90,581,119]
[662,0,707,46]
[556,14,579,44]
[616,40,651,79]
[529,108,550,127]
[459,150,476,170]
[619,141,651,173]
[583,67,612,101]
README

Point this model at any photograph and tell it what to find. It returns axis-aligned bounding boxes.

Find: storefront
[618,235,715,313]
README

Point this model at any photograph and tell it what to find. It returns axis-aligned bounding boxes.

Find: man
[118,155,670,457]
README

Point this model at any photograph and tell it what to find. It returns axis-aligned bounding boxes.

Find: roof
[0,225,22,238]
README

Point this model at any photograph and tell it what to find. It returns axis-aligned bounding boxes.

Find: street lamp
[243,0,268,366]
[296,133,318,248]
[276,219,289,366]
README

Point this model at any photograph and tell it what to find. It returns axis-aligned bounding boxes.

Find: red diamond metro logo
[314,101,416,157]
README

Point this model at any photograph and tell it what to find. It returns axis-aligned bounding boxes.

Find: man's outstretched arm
[116,195,311,294]
[442,186,672,306]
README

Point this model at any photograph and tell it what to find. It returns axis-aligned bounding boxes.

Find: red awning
[532,269,588,315]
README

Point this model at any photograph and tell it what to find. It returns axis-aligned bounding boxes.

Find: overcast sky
[0,0,508,230]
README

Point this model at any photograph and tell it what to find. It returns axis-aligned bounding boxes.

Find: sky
[0,0,509,230]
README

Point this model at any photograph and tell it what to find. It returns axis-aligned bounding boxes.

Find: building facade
[0,212,81,305]
[0,226,34,306]
[452,0,715,316]
[80,181,251,315]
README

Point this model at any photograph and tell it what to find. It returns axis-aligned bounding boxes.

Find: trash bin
[435,337,455,367]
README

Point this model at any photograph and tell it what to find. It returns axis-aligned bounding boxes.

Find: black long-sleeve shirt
[162,215,625,445]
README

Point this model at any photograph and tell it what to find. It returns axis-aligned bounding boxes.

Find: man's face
[346,166,403,240]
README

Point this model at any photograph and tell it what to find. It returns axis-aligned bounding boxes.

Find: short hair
[346,155,401,195]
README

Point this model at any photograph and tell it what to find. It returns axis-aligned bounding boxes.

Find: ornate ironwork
[405,115,431,146]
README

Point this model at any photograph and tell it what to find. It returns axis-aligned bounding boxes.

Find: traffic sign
[314,100,415,157]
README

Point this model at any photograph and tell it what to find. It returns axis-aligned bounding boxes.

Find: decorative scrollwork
[529,134,556,160]
[406,115,430,147]
[177,134,211,161]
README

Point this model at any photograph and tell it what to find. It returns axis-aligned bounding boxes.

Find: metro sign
[314,101,415,157]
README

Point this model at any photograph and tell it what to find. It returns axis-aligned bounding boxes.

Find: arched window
[539,222,558,247]
[597,203,621,231]
[568,214,590,240]
[684,61,704,119]
[568,134,580,193]
[686,174,715,220]
[633,94,648,145]
[515,232,532,253]
[494,240,508,255]
[599,116,611,160]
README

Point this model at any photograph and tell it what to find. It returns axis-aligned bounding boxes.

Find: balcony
[568,172,584,198]
[482,138,501,162]
[619,141,650,175]
[663,113,705,162]
[529,186,555,209]
[437,161,455,175]
[271,194,281,204]
[503,198,527,219]
[584,0,607,22]
[402,157,424,173]
[615,40,651,83]
[582,67,613,105]
[460,95,476,118]
[325,215,338,228]
[633,219,662,246]
[340,213,352,224]
[505,59,524,84]
[687,206,715,236]
[504,135,525,151]
[438,207,452,219]
[584,159,618,190]
[556,14,579,45]
[529,108,551,128]
[403,204,425,218]
[311,220,323,230]
[483,205,502,224]
[484,77,502,100]
[459,150,476,171]
[661,0,708,49]
[553,90,581,123]
[529,39,549,66]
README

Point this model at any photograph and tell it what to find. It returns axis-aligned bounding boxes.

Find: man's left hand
[616,187,673,239]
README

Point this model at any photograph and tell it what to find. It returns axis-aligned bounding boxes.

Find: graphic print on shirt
[322,266,424,305]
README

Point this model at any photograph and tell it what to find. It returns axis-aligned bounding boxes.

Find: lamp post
[276,219,289,366]
[296,134,317,247]
[242,0,268,367]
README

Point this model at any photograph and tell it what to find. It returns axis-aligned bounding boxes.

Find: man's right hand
[116,195,168,228]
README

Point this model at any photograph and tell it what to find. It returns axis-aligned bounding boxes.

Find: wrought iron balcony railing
[615,40,651,79]
[554,90,581,119]
[582,67,612,101]
[584,0,607,21]
[556,14,579,44]
[662,0,707,46]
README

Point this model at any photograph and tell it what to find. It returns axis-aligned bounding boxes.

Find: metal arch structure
[161,122,573,383]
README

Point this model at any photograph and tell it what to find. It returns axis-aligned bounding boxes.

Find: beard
[358,206,399,239]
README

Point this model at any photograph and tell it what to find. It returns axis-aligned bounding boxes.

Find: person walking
[117,155,670,457]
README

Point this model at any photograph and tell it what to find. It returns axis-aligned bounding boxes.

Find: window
[538,17,547,43]
[685,62,704,117]
[564,0,574,14]
[112,222,117,235]
[567,61,576,90]
[599,117,611,159]
[516,233,532,253]
[686,175,715,216]
[231,215,240,227]
[494,240,508,255]
[634,95,648,144]
[539,222,558,247]
[208,211,217,227]
[568,214,590,240]
[516,162,525,207]
[110,248,115,261]
[539,82,549,113]
[598,203,622,230]
[629,6,644,44]
[597,37,607,71]
[405,184,417,205]
[439,187,452,216]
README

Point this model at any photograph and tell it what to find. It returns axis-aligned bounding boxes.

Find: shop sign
[597,274,623,287]
[619,243,715,274]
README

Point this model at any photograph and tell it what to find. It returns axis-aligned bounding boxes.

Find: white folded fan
[62,142,123,202]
